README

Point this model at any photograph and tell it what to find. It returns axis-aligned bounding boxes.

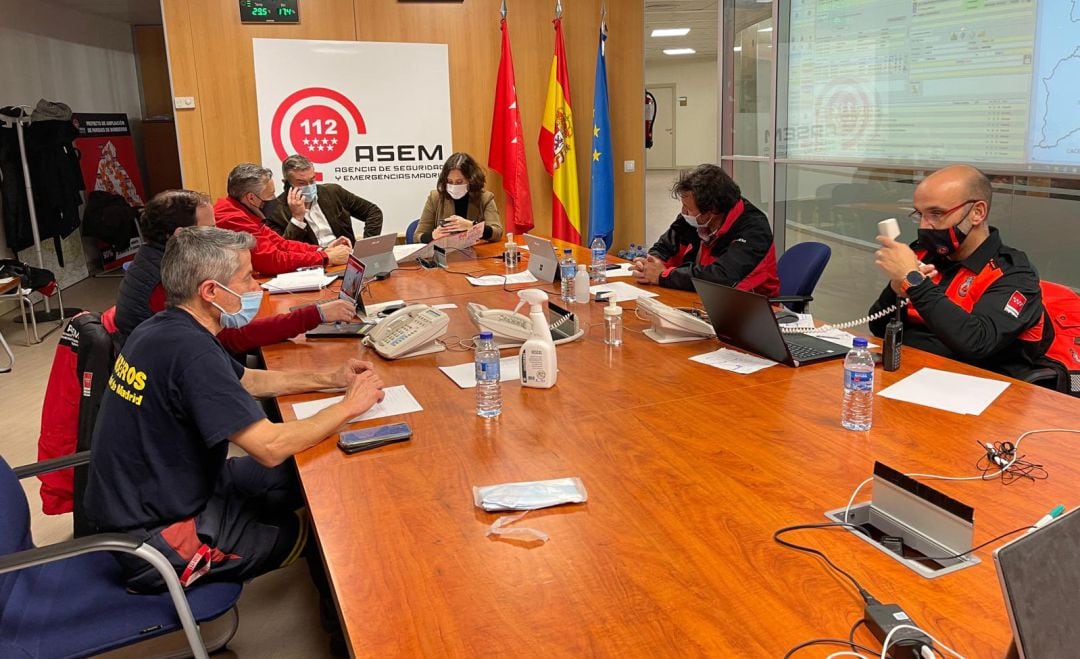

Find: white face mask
[446,183,469,200]
[681,212,703,227]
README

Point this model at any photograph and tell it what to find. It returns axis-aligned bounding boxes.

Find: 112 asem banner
[253,39,453,234]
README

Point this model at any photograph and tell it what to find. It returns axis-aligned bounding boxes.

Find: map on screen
[783,0,1080,171]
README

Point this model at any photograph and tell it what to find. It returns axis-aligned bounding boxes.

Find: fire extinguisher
[645,90,657,149]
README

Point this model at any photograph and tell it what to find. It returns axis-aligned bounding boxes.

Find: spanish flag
[538,16,582,244]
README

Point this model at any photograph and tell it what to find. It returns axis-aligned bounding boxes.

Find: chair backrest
[0,456,33,606]
[777,241,831,300]
[406,219,420,244]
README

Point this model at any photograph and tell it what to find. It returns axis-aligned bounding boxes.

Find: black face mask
[917,211,973,257]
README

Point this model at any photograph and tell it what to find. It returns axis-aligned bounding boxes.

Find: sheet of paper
[588,281,658,303]
[801,327,878,349]
[877,367,1010,415]
[393,243,426,263]
[603,263,636,279]
[439,356,521,388]
[291,385,423,423]
[411,221,485,260]
[689,348,777,374]
[786,313,815,330]
[466,271,538,286]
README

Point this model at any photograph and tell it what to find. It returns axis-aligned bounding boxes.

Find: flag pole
[555,0,562,19]
[500,0,506,20]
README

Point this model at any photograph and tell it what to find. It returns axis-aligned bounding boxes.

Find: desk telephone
[466,302,582,347]
[364,304,449,359]
[636,297,715,343]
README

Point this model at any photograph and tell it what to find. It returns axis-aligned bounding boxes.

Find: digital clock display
[239,0,299,24]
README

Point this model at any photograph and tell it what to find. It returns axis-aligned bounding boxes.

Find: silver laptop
[994,506,1080,658]
[352,233,397,279]
[524,234,562,283]
[692,277,849,367]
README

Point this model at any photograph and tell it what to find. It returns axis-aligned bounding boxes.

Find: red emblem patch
[957,275,974,298]
[82,372,93,397]
[1004,291,1027,319]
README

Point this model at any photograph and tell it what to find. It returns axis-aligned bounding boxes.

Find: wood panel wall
[162,0,643,247]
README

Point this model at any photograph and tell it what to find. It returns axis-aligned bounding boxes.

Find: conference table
[259,236,1080,657]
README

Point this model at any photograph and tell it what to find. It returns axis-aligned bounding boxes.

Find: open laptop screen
[340,256,367,315]
[995,507,1080,659]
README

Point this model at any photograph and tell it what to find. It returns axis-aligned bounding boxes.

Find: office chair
[770,241,832,314]
[406,219,420,244]
[0,453,242,659]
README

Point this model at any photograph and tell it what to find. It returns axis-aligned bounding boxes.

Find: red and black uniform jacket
[647,198,780,296]
[214,195,326,276]
[869,227,1051,379]
[102,243,323,354]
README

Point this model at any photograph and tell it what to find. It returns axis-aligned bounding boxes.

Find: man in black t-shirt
[85,227,385,620]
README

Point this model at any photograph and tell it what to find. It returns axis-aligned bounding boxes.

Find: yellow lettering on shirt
[108,354,148,405]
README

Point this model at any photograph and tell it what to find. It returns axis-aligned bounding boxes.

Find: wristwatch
[900,269,926,294]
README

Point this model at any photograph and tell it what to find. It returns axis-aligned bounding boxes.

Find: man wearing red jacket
[103,189,356,354]
[214,163,352,276]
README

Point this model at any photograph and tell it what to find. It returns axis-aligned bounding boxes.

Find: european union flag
[589,23,614,249]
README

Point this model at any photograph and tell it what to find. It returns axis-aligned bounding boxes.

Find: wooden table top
[260,237,1080,657]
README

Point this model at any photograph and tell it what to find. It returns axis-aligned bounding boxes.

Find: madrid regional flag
[538,16,582,244]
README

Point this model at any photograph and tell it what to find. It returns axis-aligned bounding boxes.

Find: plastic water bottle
[841,337,875,431]
[475,331,502,418]
[590,235,607,284]
[559,249,577,302]
[503,233,519,269]
[573,264,590,303]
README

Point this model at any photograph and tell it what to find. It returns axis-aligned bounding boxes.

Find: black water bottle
[882,307,903,372]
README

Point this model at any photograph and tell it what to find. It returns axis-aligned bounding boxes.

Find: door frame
[645,83,677,170]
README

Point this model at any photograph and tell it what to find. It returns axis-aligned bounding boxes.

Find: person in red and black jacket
[631,164,780,295]
[214,163,352,276]
[869,165,1050,379]
[103,189,356,353]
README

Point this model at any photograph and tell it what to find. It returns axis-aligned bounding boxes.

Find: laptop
[305,255,372,339]
[692,278,849,367]
[994,507,1080,659]
[524,234,562,283]
[352,233,398,280]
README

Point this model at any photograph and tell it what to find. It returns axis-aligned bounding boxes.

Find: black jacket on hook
[0,105,83,261]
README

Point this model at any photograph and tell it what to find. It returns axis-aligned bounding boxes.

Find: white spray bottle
[514,289,558,389]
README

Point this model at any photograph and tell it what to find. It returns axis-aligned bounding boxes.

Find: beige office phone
[637,297,715,343]
[364,304,449,359]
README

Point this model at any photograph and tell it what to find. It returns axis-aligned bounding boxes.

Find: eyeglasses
[908,199,979,225]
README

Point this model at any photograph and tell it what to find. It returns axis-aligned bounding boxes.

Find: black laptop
[692,278,849,367]
[305,256,372,339]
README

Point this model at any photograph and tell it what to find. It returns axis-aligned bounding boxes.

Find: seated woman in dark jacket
[415,152,503,244]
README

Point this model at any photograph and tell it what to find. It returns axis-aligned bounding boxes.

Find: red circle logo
[289,105,348,164]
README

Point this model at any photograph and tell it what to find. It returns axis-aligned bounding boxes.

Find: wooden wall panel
[163,0,643,246]
[133,25,173,118]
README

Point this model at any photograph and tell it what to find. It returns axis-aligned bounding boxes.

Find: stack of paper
[262,268,336,294]
[877,367,1010,415]
[393,243,426,263]
[689,348,777,374]
[588,281,659,302]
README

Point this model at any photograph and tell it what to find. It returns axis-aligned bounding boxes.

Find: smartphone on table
[337,422,412,454]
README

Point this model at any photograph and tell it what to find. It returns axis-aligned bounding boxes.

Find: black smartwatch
[901,269,926,294]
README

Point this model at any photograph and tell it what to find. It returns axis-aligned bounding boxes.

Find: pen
[1028,504,1066,533]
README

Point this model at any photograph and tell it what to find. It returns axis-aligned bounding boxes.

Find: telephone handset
[782,218,909,335]
[466,302,582,347]
[364,304,449,359]
[636,297,715,343]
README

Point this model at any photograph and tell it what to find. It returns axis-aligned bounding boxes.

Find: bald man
[868,165,1050,378]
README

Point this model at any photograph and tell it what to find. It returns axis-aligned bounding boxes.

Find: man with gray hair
[214,162,352,275]
[266,153,383,245]
[85,226,384,609]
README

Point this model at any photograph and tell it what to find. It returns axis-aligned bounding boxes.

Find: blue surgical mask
[211,282,263,329]
[299,183,318,204]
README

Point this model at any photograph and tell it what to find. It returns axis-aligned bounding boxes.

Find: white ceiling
[645,0,772,64]
[47,0,162,25]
